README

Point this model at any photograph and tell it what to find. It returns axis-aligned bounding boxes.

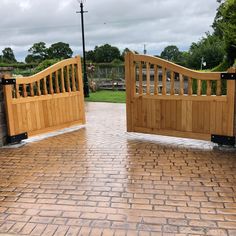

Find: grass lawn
[85,90,126,103]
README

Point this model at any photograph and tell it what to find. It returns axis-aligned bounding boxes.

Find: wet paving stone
[0,102,236,235]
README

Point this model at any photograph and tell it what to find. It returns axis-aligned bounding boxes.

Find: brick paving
[0,102,236,236]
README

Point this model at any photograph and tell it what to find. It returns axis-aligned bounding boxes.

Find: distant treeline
[1,0,235,72]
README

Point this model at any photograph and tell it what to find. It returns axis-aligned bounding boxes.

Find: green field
[85,90,126,103]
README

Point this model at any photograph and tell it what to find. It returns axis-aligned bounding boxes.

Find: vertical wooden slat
[146,62,150,95]
[66,65,71,92]
[179,74,184,95]
[186,101,193,132]
[162,67,166,95]
[15,84,20,98]
[161,100,166,129]
[76,61,80,92]
[36,81,41,96]
[55,70,60,93]
[207,80,211,96]
[154,65,158,95]
[216,79,221,96]
[61,68,66,93]
[165,100,171,128]
[49,73,54,94]
[34,101,41,130]
[170,100,177,129]
[226,68,236,136]
[23,84,28,97]
[188,77,193,95]
[71,64,76,92]
[215,102,223,134]
[210,101,216,133]
[13,104,20,134]
[29,83,34,97]
[125,52,135,131]
[170,71,175,95]
[197,80,202,96]
[139,62,143,95]
[43,77,48,95]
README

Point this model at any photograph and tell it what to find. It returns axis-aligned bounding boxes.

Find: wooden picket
[3,56,85,139]
[125,52,236,142]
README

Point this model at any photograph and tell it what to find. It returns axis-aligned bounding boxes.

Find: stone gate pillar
[0,67,13,146]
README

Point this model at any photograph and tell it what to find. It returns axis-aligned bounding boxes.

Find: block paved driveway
[0,102,236,236]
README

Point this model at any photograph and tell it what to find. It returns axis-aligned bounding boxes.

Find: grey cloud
[0,0,219,61]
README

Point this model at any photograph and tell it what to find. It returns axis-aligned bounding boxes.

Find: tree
[85,50,95,62]
[160,45,182,62]
[187,34,224,69]
[94,44,121,63]
[2,47,17,63]
[25,55,35,64]
[48,42,73,59]
[213,0,236,65]
[25,42,48,63]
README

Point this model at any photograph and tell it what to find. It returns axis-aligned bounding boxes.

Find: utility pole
[144,44,147,55]
[77,0,89,97]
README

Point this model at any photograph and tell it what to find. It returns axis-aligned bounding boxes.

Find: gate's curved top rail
[12,56,82,99]
[16,57,79,84]
[132,53,221,81]
[126,52,225,97]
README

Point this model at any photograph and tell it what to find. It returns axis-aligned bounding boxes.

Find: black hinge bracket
[221,73,236,80]
[1,78,16,85]
[7,132,28,144]
[211,134,235,146]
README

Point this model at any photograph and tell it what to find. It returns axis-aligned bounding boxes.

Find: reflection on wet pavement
[0,102,236,235]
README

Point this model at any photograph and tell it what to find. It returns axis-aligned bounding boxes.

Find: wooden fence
[125,52,236,144]
[3,56,85,142]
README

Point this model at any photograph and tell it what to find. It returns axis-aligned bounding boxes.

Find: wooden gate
[3,56,85,143]
[125,52,236,145]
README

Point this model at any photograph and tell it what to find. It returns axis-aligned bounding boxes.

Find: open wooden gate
[3,56,85,143]
[125,52,236,145]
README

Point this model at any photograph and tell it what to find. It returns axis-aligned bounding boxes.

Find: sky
[0,0,220,62]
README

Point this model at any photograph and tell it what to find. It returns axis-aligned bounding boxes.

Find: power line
[0,17,155,33]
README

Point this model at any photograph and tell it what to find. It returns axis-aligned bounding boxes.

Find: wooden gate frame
[125,52,236,145]
[3,56,85,143]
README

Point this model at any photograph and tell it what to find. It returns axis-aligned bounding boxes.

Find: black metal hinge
[221,73,236,80]
[1,78,16,85]
[7,132,28,144]
[211,134,235,146]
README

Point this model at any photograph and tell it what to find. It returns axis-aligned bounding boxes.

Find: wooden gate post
[125,52,135,132]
